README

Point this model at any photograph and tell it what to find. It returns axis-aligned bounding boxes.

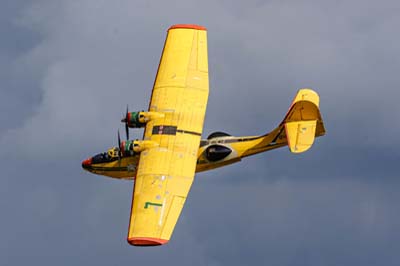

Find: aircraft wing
[127,24,209,246]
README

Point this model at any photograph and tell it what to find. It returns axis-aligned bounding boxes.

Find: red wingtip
[128,237,169,246]
[169,24,207,31]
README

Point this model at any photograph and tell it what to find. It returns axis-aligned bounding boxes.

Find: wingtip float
[82,24,326,246]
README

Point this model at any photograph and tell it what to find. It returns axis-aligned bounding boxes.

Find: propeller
[117,130,122,160]
[121,105,130,140]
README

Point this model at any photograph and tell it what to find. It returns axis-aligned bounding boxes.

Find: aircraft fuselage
[82,131,287,180]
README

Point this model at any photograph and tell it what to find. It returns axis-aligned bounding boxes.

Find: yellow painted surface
[89,156,138,179]
[285,120,317,153]
[86,89,325,178]
[283,89,324,153]
[86,88,325,179]
[127,26,209,242]
[195,88,326,172]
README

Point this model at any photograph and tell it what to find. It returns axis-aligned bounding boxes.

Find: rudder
[283,89,325,153]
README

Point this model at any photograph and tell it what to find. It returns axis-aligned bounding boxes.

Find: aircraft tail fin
[280,88,326,153]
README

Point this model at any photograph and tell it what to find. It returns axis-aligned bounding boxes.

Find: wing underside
[127,24,209,246]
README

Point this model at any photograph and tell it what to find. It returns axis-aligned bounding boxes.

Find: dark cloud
[0,2,43,133]
[1,0,400,265]
[188,175,400,266]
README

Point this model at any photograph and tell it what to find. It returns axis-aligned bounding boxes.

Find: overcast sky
[1,1,400,265]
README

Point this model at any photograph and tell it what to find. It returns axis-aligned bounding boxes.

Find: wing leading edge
[127,24,209,246]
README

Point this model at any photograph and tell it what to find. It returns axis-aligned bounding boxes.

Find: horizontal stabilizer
[285,120,317,153]
[283,89,325,153]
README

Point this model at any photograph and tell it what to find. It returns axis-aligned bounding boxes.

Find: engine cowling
[124,112,146,128]
[120,139,158,155]
[122,111,165,128]
[205,145,232,162]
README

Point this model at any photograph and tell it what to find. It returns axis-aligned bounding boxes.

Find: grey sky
[1,1,400,265]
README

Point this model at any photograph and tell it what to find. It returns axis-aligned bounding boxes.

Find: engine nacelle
[205,145,232,162]
[120,139,158,155]
[123,111,165,128]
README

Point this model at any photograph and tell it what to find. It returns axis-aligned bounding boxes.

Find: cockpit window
[92,152,117,164]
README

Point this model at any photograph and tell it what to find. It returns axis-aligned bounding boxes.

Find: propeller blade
[123,105,129,140]
[118,130,122,160]
[121,105,128,123]
[125,122,129,140]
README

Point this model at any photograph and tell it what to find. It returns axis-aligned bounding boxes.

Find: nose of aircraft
[82,157,92,170]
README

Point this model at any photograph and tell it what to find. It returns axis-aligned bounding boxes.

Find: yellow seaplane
[82,24,326,246]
